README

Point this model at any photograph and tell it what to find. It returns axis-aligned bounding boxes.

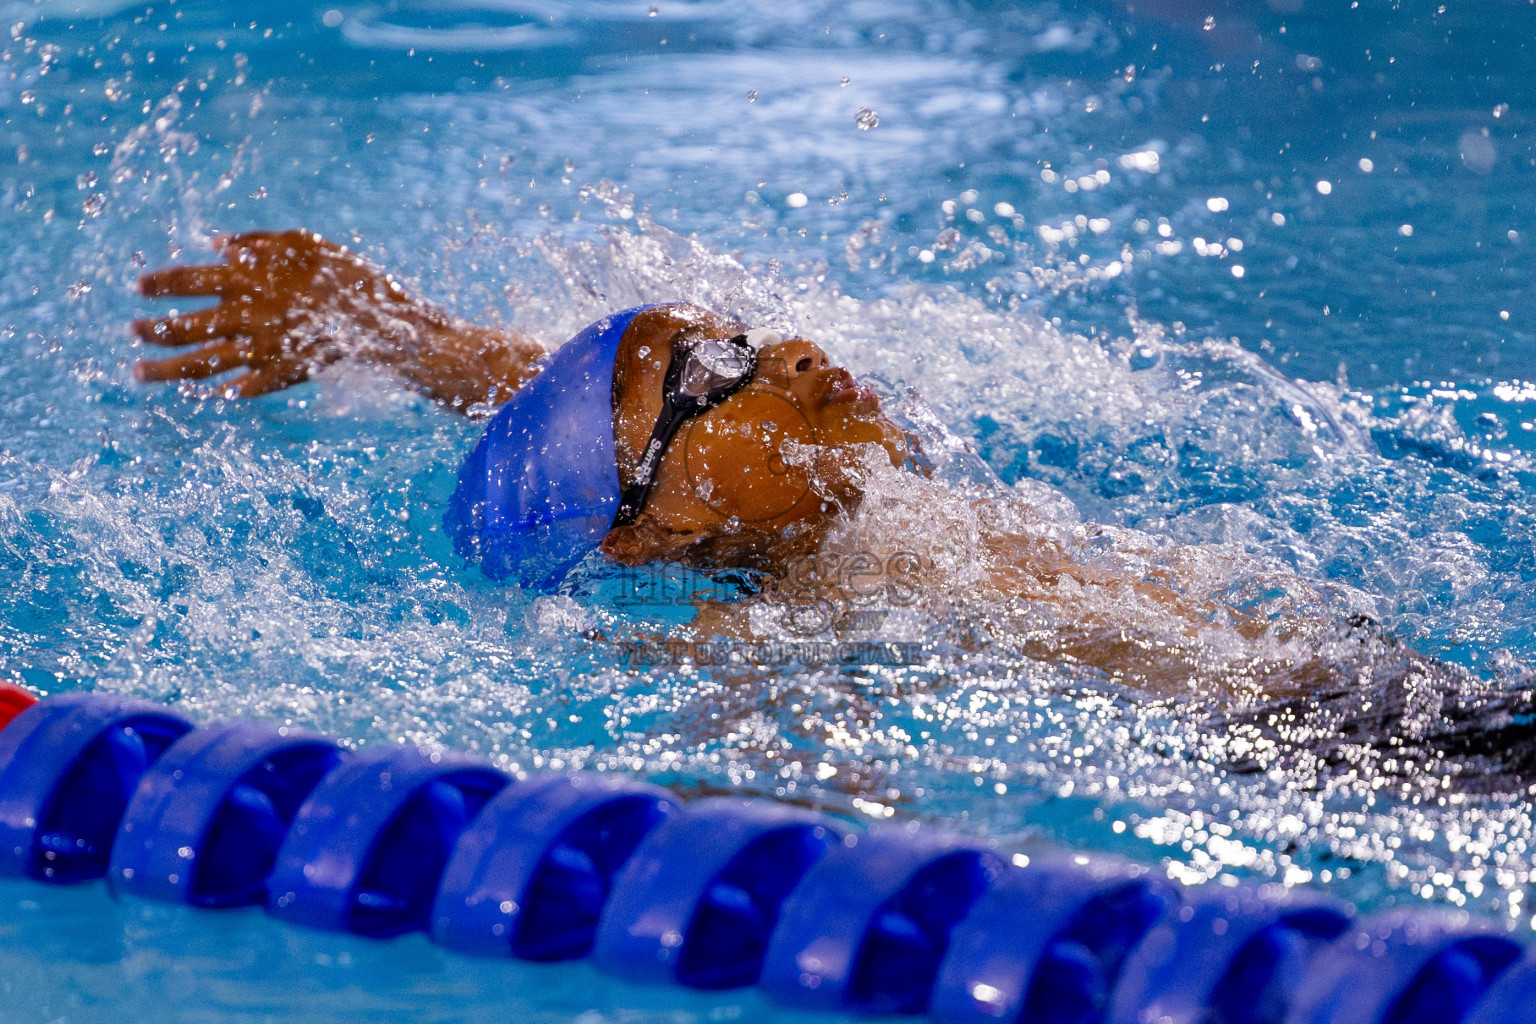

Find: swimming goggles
[612,333,758,527]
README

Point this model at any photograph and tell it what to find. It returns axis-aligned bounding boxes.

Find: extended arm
[133,230,545,409]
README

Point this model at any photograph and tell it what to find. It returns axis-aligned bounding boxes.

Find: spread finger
[137,264,237,298]
[222,364,306,399]
[133,340,249,383]
[223,230,314,262]
[131,303,268,347]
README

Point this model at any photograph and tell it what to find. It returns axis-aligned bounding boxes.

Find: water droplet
[1203,15,1215,29]
[1493,103,1509,119]
[1315,179,1333,195]
[1358,157,1374,172]
[92,142,110,157]
[1458,127,1497,175]
[854,107,879,130]
[81,194,105,218]
[648,4,658,15]
[1206,196,1229,212]
[746,89,757,102]
[19,90,35,105]
[786,192,808,208]
[839,76,850,87]
[321,9,343,28]
[76,171,96,190]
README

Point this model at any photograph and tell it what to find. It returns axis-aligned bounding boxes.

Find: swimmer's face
[604,308,906,568]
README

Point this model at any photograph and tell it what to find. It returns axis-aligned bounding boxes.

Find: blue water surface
[2,0,1536,1021]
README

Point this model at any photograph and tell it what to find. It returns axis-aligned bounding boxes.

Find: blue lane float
[761,829,1000,1015]
[266,746,509,937]
[109,720,343,907]
[0,690,1531,1024]
[1465,952,1536,1024]
[1287,911,1524,1024]
[1106,885,1352,1024]
[592,797,835,990]
[931,855,1175,1024]
[432,772,678,960]
[0,694,190,882]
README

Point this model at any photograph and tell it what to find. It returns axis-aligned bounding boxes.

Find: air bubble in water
[76,171,96,190]
[82,194,105,217]
[92,142,110,156]
[839,76,850,87]
[1203,15,1215,29]
[20,90,35,104]
[855,107,879,130]
[747,89,757,102]
[648,4,658,16]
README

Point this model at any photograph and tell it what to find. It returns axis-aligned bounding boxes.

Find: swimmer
[131,230,1536,786]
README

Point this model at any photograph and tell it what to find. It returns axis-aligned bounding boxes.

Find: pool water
[2,0,1536,1021]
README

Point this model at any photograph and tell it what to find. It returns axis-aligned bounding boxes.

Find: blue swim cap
[444,305,661,588]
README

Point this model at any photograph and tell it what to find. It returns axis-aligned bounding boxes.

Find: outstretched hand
[133,229,422,398]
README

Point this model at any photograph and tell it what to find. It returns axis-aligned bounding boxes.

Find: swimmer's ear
[600,517,706,566]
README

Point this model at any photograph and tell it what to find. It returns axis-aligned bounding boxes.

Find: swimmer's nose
[764,338,831,379]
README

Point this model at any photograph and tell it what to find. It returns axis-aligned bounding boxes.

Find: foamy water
[2,1,1536,1021]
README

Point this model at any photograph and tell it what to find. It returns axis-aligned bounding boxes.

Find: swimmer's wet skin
[132,229,1536,789]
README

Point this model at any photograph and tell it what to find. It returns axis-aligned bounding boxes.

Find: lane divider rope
[0,684,1529,1024]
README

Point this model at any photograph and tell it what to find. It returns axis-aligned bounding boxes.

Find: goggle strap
[609,334,759,531]
[612,408,687,528]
